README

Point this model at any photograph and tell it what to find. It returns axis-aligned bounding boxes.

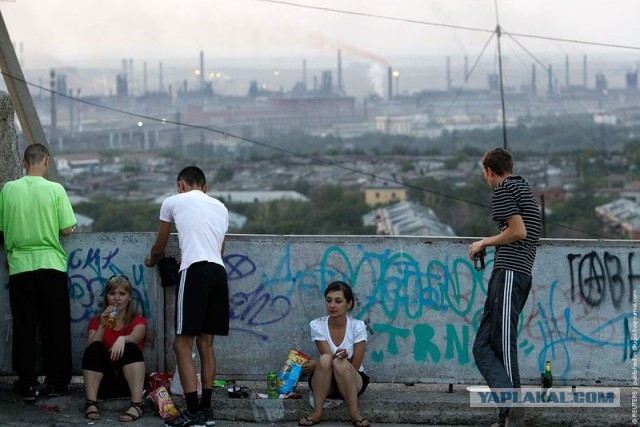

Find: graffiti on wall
[223,243,638,380]
[52,238,638,382]
[67,244,150,323]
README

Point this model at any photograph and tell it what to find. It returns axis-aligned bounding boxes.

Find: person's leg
[196,334,214,409]
[174,335,199,412]
[8,272,39,394]
[198,262,229,421]
[118,343,146,403]
[300,353,334,424]
[38,269,72,389]
[82,369,104,402]
[174,265,201,416]
[120,360,146,422]
[500,272,532,427]
[473,269,518,426]
[82,341,110,420]
[332,358,365,423]
[506,272,532,389]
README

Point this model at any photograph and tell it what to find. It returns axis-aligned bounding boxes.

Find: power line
[442,32,495,118]
[256,0,640,52]
[0,74,616,239]
[256,0,495,35]
[2,70,486,206]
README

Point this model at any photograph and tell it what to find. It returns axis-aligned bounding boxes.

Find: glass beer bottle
[541,360,553,402]
[105,306,119,329]
[541,360,553,389]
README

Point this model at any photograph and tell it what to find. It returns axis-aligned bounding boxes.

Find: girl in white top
[299,281,370,427]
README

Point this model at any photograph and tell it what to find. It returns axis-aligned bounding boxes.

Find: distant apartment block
[363,201,456,237]
[364,180,407,206]
[595,198,640,239]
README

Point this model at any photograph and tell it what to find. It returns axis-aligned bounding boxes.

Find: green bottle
[541,360,553,389]
[541,360,553,402]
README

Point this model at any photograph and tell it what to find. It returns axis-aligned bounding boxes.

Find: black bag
[158,256,180,288]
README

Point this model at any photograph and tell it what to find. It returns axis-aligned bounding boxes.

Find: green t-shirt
[0,176,76,275]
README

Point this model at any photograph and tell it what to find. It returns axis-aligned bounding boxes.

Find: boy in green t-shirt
[0,143,76,401]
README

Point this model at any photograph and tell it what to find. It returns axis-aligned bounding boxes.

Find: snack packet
[277,348,311,394]
[146,372,172,394]
[149,386,180,420]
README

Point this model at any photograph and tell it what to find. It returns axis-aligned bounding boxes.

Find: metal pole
[496,25,508,150]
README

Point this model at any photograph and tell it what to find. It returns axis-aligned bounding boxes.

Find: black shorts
[175,261,229,336]
[309,370,370,399]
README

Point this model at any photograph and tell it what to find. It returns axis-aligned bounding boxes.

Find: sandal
[119,401,144,422]
[84,400,101,421]
[352,418,370,427]
[298,416,321,426]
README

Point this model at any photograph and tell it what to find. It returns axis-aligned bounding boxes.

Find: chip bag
[146,372,172,394]
[277,348,311,394]
[149,386,180,420]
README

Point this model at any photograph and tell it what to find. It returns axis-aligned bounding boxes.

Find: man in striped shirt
[469,148,541,427]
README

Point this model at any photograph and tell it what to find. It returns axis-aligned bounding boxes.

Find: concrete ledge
[0,378,630,426]
[214,381,630,426]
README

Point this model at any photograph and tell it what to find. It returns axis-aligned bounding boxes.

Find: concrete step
[211,381,630,426]
[0,378,631,426]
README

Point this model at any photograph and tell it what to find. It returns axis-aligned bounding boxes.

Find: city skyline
[0,0,638,69]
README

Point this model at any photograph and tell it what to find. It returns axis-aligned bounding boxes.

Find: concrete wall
[1,233,637,386]
[0,91,21,187]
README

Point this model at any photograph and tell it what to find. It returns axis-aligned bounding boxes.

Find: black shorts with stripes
[175,261,229,336]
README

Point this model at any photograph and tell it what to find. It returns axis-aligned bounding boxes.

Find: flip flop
[298,416,320,426]
[352,418,370,427]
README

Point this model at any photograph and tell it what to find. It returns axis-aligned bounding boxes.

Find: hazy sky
[0,0,638,68]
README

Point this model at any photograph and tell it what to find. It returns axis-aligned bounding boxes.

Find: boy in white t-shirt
[146,166,229,427]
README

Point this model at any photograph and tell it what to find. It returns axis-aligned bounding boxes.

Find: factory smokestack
[583,55,588,88]
[388,66,393,100]
[337,49,343,94]
[128,59,133,95]
[302,59,307,90]
[159,61,164,92]
[50,69,57,135]
[531,64,537,97]
[143,61,148,95]
[548,64,553,94]
[68,88,74,131]
[446,56,452,90]
[565,55,570,87]
[199,51,205,91]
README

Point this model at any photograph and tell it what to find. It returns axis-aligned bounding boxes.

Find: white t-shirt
[159,189,228,271]
[309,315,367,372]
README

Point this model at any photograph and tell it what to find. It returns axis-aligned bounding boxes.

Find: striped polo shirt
[491,175,542,275]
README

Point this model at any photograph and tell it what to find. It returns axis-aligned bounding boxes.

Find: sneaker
[199,408,216,426]
[41,383,70,397]
[164,410,205,427]
[11,381,37,402]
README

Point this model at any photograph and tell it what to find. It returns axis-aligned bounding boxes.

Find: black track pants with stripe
[473,268,532,419]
